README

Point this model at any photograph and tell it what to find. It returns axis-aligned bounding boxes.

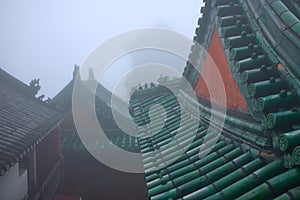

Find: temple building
[49,67,147,200]
[0,68,64,200]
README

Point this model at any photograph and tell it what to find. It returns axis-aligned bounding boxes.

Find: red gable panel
[195,28,249,111]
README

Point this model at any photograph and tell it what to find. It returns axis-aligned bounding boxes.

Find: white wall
[0,163,28,200]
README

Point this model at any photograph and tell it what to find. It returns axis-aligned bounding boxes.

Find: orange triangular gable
[195,28,249,111]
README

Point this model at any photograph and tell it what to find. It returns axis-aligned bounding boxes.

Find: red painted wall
[195,28,249,111]
[36,128,61,186]
[59,112,148,199]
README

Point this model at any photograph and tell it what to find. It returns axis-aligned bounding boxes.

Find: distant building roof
[50,66,140,153]
[0,68,64,175]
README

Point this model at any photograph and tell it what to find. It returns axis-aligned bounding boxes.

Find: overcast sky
[0,0,204,98]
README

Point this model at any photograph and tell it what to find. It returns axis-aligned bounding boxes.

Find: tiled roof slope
[129,0,300,199]
[49,79,74,113]
[50,68,129,116]
[0,68,64,175]
[130,87,300,199]
[50,75,140,153]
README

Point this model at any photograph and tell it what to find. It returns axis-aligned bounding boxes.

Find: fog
[0,0,204,98]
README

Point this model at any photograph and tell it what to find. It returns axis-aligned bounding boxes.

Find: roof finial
[89,68,95,80]
[73,64,81,80]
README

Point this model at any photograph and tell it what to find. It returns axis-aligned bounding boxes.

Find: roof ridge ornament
[73,64,81,80]
[29,78,41,96]
[88,68,95,80]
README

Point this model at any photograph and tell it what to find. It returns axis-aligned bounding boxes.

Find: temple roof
[0,68,64,175]
[50,67,140,153]
[129,0,300,199]
[182,0,300,155]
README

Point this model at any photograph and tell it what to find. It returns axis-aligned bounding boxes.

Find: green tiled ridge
[131,93,178,126]
[61,130,139,152]
[183,0,215,87]
[130,85,176,102]
[178,91,270,149]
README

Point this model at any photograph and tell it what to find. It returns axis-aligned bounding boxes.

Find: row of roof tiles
[130,88,300,199]
[61,129,139,153]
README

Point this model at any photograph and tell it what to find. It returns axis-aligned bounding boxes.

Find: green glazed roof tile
[267,0,276,4]
[274,186,300,200]
[281,11,299,27]
[183,158,265,199]
[237,167,300,200]
[278,130,300,152]
[271,1,289,16]
[291,22,300,37]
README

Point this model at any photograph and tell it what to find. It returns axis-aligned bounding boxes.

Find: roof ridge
[0,68,36,98]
